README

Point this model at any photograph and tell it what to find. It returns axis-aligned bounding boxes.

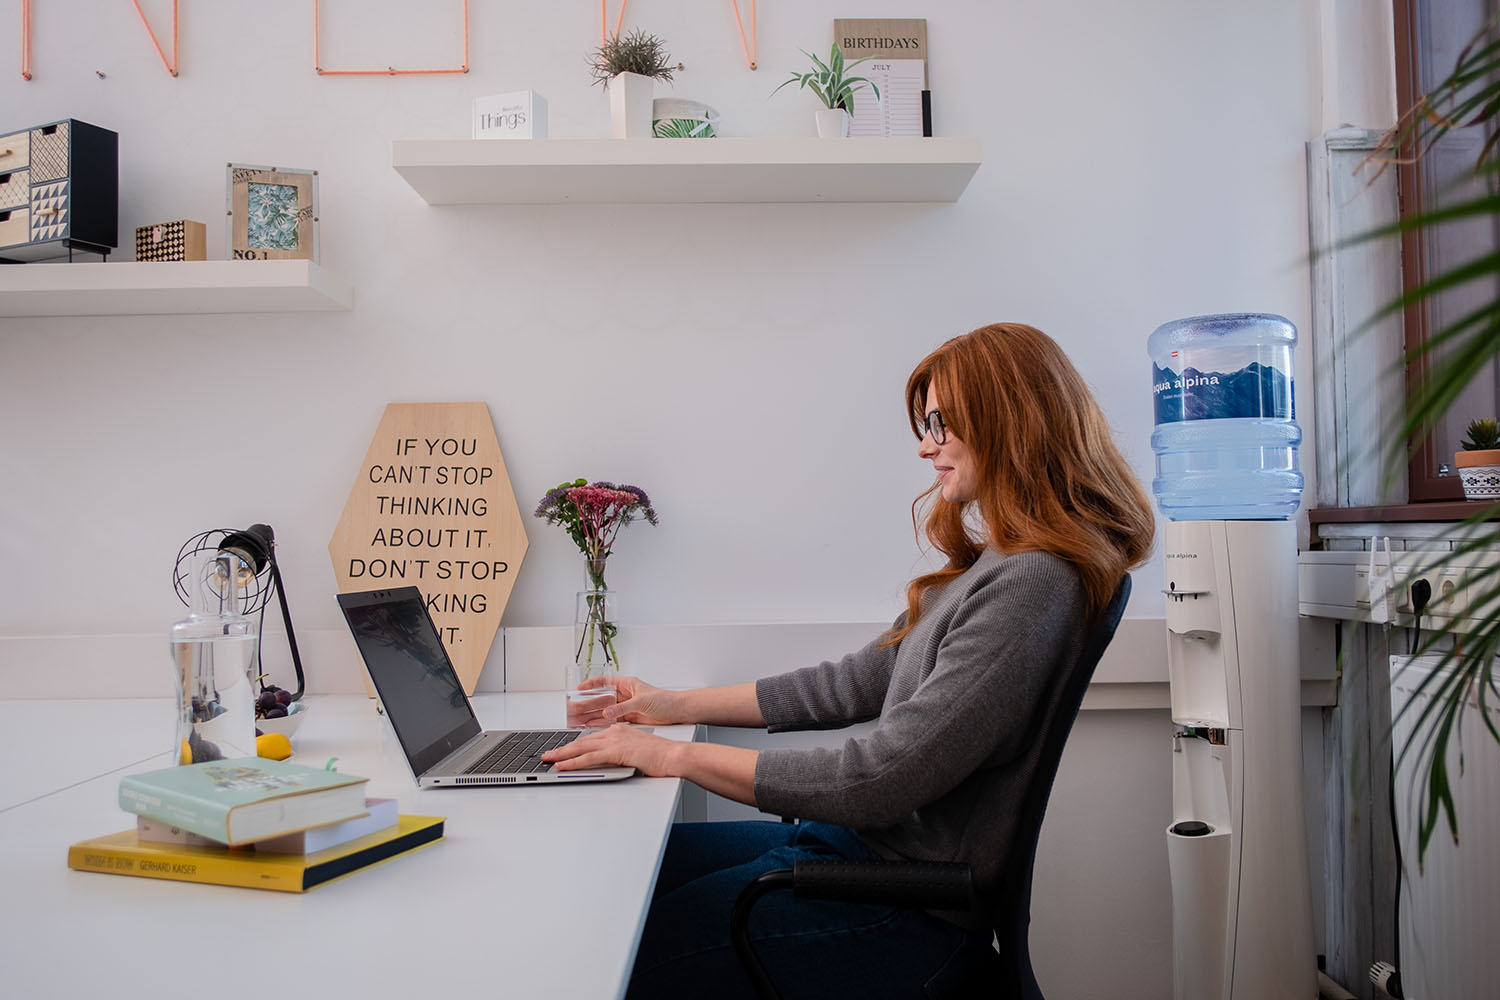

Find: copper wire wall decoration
[314,0,470,76]
[131,0,179,76]
[19,0,180,80]
[15,0,759,82]
[20,0,31,80]
[729,0,757,70]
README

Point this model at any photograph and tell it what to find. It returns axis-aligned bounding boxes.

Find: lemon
[256,732,293,760]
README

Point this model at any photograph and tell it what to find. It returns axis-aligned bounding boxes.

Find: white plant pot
[1456,449,1500,500]
[609,72,656,138]
[815,108,850,138]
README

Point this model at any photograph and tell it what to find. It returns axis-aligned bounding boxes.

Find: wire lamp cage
[172,523,306,701]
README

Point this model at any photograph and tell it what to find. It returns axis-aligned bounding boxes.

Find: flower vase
[567,577,620,728]
[609,71,655,138]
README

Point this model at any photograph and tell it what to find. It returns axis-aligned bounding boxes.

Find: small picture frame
[226,163,319,262]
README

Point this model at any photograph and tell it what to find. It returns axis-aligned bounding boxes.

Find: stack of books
[67,757,443,892]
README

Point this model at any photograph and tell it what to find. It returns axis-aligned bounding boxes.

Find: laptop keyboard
[463,731,582,775]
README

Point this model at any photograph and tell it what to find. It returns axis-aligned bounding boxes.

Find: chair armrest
[790,860,975,910]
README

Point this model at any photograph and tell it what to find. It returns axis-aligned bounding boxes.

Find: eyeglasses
[917,409,947,445]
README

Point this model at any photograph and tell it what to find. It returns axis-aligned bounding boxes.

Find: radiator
[1389,655,1500,1000]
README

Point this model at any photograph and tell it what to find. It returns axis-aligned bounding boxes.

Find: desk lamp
[173,524,306,702]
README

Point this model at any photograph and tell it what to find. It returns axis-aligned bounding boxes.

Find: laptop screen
[337,587,483,777]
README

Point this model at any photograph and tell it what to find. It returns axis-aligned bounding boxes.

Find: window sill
[1308,502,1500,544]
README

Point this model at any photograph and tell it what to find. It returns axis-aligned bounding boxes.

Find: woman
[543,323,1156,997]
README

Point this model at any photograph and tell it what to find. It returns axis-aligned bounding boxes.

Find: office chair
[730,576,1133,1000]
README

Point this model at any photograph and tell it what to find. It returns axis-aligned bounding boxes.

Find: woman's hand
[575,675,682,726]
[541,724,680,777]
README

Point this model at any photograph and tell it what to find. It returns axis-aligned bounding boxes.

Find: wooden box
[0,118,118,262]
[135,220,207,262]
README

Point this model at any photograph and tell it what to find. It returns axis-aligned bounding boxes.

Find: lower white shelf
[0,260,354,317]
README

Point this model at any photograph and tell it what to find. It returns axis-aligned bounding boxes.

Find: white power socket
[1391,554,1500,622]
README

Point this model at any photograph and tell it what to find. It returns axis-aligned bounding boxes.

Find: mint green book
[118,757,369,846]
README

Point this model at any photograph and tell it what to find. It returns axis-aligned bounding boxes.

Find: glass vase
[169,551,259,763]
[566,588,619,728]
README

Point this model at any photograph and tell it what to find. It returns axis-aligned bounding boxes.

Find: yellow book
[67,814,443,892]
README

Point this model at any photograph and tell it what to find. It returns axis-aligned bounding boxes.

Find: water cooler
[1151,314,1316,999]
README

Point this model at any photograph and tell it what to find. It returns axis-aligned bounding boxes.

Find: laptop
[336,586,634,787]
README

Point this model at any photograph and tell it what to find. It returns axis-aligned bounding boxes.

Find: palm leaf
[1359,15,1500,862]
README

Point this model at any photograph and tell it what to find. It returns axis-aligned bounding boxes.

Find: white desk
[0,693,697,1000]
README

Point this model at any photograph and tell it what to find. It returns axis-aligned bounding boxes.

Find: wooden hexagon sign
[330,402,528,694]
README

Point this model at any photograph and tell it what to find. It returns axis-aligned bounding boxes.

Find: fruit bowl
[255,703,307,739]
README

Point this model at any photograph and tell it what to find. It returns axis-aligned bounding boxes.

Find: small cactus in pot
[1455,418,1500,500]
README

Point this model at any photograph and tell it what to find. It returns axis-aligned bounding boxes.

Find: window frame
[1393,0,1469,502]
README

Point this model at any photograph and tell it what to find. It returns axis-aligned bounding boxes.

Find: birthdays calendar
[833,19,930,138]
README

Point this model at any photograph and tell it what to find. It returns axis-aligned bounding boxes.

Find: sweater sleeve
[755,628,901,732]
[753,552,1086,828]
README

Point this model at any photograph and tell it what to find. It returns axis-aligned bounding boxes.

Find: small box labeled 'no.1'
[472,91,547,140]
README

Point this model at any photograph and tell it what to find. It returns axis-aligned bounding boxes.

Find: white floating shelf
[0,260,354,317]
[392,137,983,205]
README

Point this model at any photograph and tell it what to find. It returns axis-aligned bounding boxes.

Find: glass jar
[169,551,259,762]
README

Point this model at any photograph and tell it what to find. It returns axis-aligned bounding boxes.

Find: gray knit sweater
[753,548,1089,926]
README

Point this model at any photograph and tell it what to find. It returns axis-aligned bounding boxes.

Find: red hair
[886,323,1155,643]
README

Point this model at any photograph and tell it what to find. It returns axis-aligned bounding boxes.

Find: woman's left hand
[541,724,679,777]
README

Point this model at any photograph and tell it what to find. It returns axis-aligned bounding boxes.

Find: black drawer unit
[0,119,118,262]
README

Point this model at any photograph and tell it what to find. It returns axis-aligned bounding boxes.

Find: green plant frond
[1403,295,1500,367]
[1393,654,1472,752]
[1394,248,1500,320]
[775,43,879,112]
[1365,21,1500,177]
[1392,320,1500,450]
[1419,698,1463,855]
[1396,316,1500,448]
[1336,189,1500,257]
[1397,30,1500,136]
[590,28,675,87]
[1420,73,1500,137]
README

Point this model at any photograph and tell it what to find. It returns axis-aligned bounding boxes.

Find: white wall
[0,3,1336,997]
[0,0,1320,642]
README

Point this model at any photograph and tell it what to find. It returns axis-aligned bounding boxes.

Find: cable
[1378,579,1429,1000]
[1410,577,1432,654]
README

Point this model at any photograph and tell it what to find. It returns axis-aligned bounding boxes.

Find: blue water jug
[1148,313,1303,520]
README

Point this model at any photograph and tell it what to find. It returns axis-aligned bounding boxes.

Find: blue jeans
[627,820,998,999]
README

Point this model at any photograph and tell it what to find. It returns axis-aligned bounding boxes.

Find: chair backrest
[990,575,1132,1000]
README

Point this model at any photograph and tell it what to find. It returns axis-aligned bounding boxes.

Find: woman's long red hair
[886,323,1155,643]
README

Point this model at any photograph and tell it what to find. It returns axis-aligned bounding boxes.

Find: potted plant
[590,28,676,139]
[773,43,880,138]
[1454,418,1500,501]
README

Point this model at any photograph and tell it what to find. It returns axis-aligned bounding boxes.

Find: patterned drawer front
[0,168,27,210]
[29,121,70,182]
[29,180,69,241]
[0,206,29,248]
[0,131,27,172]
